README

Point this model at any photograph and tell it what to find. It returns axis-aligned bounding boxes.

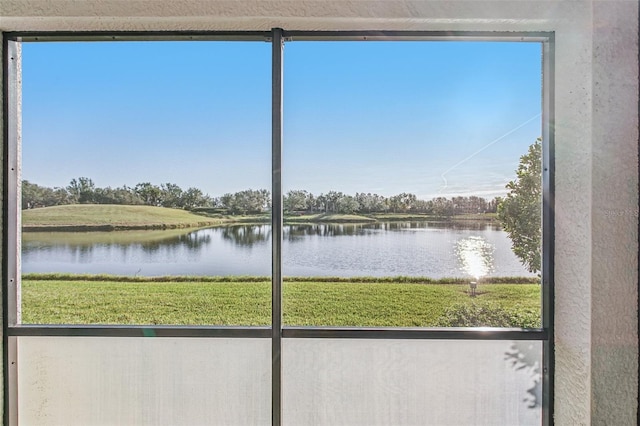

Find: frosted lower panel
[283,339,541,426]
[18,337,270,426]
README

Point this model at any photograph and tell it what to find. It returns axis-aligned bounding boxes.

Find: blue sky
[22,40,541,200]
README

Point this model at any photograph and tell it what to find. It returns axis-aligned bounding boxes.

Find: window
[19,40,272,326]
[4,30,553,425]
[282,40,544,328]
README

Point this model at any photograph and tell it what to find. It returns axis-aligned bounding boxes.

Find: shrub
[436,301,540,328]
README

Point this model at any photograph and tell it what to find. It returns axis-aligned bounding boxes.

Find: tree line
[22,178,499,217]
[282,190,498,216]
[22,178,215,211]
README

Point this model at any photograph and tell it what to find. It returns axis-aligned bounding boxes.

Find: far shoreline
[22,214,499,232]
[21,204,499,232]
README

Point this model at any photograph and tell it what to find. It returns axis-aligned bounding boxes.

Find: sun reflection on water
[455,236,495,279]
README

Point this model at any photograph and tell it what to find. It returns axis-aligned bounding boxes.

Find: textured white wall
[591,3,638,424]
[1,0,638,424]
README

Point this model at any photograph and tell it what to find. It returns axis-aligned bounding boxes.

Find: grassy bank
[22,273,539,284]
[22,204,499,231]
[22,275,540,327]
[22,204,225,231]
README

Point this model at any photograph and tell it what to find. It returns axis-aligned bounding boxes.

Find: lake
[22,221,535,278]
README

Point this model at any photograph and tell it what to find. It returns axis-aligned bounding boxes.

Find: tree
[284,190,310,213]
[67,177,96,204]
[388,194,401,213]
[219,193,236,213]
[233,189,269,214]
[430,197,454,218]
[497,138,542,274]
[355,192,386,213]
[181,187,205,210]
[134,182,162,206]
[94,186,143,205]
[323,191,343,213]
[218,190,269,214]
[397,192,417,212]
[335,195,360,214]
[314,193,328,213]
[160,183,183,208]
[22,180,71,208]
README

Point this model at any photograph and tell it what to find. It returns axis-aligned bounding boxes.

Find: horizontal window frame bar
[4,31,271,43]
[282,30,553,42]
[8,325,271,338]
[4,30,553,44]
[283,327,548,340]
[8,325,548,340]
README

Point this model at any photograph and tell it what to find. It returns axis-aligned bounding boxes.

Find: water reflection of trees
[285,223,393,241]
[284,221,499,242]
[22,229,214,259]
[22,221,503,260]
[221,225,271,247]
[421,221,500,231]
[138,231,212,253]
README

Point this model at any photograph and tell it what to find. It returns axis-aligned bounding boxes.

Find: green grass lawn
[22,277,540,327]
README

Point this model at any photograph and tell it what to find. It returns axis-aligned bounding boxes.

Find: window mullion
[271,27,284,426]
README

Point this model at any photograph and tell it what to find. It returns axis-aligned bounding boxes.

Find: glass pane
[283,339,542,425]
[18,336,271,425]
[283,41,543,327]
[20,41,271,325]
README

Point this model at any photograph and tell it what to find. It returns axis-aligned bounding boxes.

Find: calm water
[22,222,535,278]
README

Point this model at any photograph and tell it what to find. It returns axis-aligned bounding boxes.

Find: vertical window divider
[271,27,284,426]
[541,33,556,426]
[4,37,21,426]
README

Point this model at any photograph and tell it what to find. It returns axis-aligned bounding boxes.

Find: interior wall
[1,0,638,424]
[591,2,638,423]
